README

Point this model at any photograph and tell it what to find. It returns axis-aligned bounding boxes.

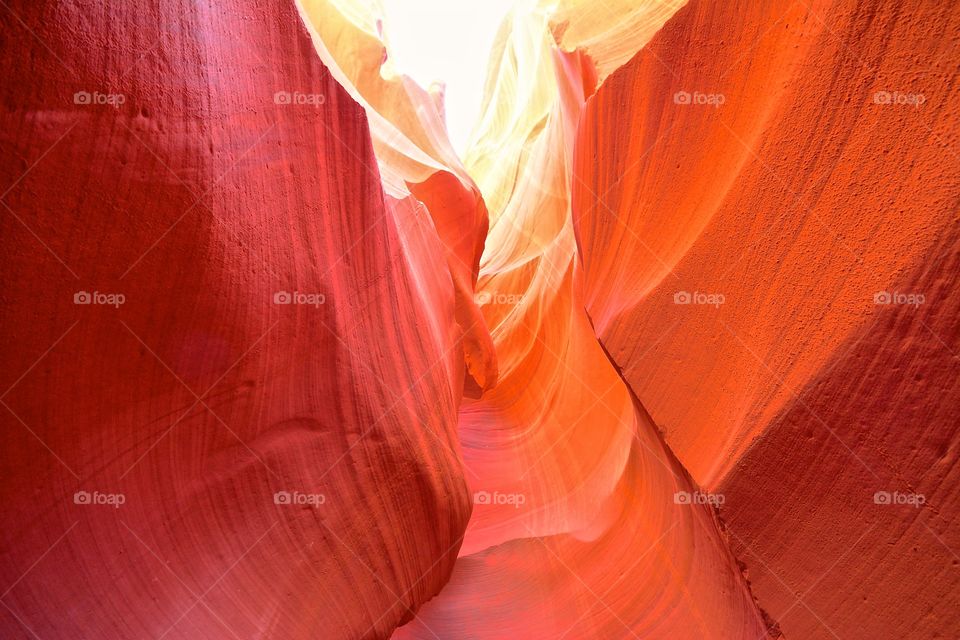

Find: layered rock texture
[0,1,472,637]
[573,1,960,638]
[1,0,958,639]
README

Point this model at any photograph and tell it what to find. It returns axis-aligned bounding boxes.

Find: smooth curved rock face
[573,0,960,638]
[295,0,499,397]
[398,7,775,640]
[0,2,471,638]
[543,0,688,84]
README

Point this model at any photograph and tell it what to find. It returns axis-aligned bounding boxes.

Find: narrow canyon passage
[380,6,775,637]
[0,0,957,639]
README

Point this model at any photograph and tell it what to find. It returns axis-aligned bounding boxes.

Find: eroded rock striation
[574,0,960,637]
[1,1,472,637]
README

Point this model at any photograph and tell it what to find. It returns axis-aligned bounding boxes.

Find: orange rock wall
[573,0,960,637]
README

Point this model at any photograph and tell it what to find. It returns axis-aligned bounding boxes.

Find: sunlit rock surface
[398,3,775,639]
[296,0,498,397]
[573,0,960,638]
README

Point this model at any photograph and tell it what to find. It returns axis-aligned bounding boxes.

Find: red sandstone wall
[0,2,472,637]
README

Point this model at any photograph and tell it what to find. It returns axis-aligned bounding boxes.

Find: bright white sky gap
[380,0,518,158]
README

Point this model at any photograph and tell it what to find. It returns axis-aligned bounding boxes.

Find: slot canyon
[1,0,958,638]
